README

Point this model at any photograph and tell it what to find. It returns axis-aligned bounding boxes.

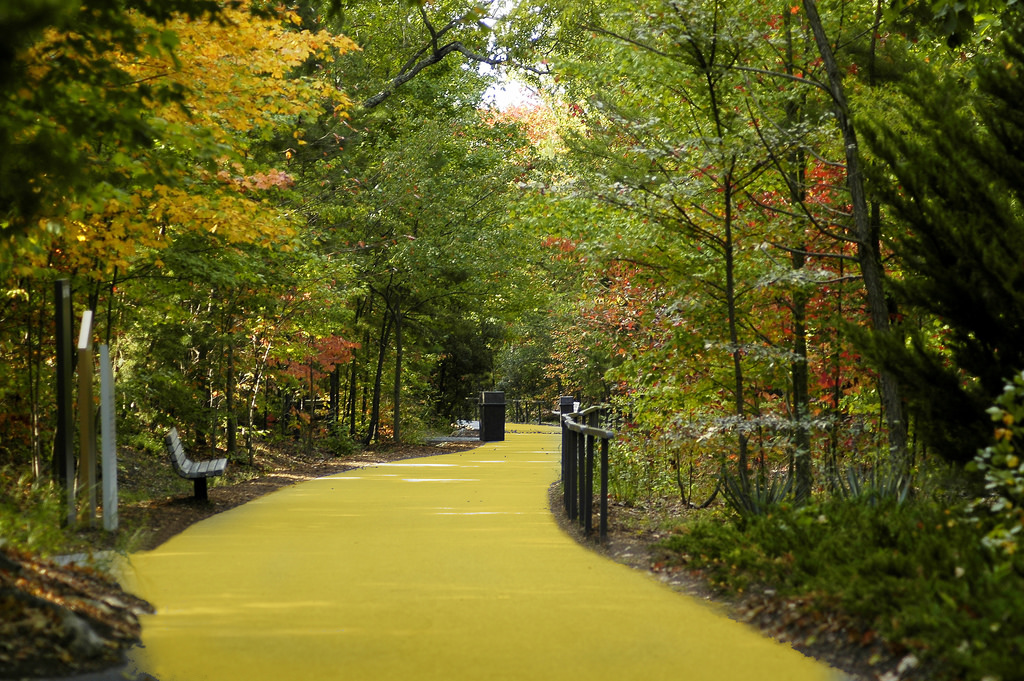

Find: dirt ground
[3,436,913,681]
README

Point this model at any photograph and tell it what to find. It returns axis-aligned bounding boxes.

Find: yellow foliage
[21,2,359,278]
[122,3,357,138]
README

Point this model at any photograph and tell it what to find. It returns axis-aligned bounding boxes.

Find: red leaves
[217,168,296,193]
[541,236,580,261]
[278,335,359,384]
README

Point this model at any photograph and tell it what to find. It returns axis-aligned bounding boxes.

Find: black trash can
[479,391,506,442]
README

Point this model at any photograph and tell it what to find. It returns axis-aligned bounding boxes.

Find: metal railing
[560,402,616,541]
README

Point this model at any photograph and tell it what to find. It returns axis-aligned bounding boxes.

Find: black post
[53,280,75,526]
[559,396,574,516]
[479,391,506,442]
[584,409,599,533]
[600,438,609,541]
[194,477,209,502]
[584,432,594,535]
[577,428,586,526]
[567,428,578,520]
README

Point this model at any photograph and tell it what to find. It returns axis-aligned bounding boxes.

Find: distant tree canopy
[0,0,553,473]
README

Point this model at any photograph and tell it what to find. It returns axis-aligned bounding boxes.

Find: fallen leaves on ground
[0,547,152,678]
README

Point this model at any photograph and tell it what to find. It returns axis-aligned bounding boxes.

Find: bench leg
[194,477,208,501]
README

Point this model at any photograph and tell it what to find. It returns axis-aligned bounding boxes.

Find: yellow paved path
[122,426,844,680]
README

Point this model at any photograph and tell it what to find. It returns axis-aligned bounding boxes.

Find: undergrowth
[662,496,1024,681]
[0,466,149,558]
[0,466,66,555]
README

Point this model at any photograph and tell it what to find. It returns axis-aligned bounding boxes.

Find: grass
[0,467,68,555]
[661,494,1024,681]
[0,466,152,559]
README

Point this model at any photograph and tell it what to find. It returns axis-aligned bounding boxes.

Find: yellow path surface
[123,426,844,680]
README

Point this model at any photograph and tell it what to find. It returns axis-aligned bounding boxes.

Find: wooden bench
[164,427,228,501]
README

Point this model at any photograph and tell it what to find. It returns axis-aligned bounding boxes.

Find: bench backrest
[165,427,191,475]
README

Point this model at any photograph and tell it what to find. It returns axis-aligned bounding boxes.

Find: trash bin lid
[481,391,505,405]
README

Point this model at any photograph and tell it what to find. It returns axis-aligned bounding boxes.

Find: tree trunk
[722,173,750,482]
[364,311,393,446]
[780,12,813,498]
[802,0,907,462]
[226,327,237,458]
[791,248,812,499]
[306,358,315,455]
[392,309,403,443]
[246,340,272,465]
[347,351,359,436]
[28,282,44,477]
[351,298,370,436]
[330,365,340,426]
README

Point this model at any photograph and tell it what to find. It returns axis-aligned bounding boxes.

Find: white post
[100,344,118,532]
[76,310,96,527]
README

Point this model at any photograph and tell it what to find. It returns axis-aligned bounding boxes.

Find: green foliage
[860,12,1024,463]
[665,496,1024,679]
[542,0,907,502]
[607,439,679,505]
[0,468,65,555]
[720,467,798,520]
[967,370,1024,555]
[886,0,1018,46]
[322,424,359,458]
[829,462,912,507]
[0,0,224,258]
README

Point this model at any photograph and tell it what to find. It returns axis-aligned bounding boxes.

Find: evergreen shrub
[664,495,1024,680]
[967,370,1024,555]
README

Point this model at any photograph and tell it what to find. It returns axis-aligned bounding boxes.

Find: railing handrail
[561,413,615,441]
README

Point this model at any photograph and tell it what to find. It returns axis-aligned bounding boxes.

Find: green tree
[548,0,855,493]
[0,0,359,472]
[321,0,555,109]
[860,12,1024,463]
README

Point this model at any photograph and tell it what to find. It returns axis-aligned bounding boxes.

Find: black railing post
[600,438,609,540]
[568,427,578,520]
[577,427,586,527]
[560,398,573,475]
[559,396,575,517]
[584,431,594,535]
[586,410,600,534]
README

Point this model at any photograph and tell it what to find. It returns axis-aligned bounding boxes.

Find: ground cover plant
[662,494,1024,681]
[647,373,1024,681]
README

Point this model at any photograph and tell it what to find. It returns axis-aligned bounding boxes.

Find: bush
[0,468,66,556]
[607,439,679,505]
[663,496,1024,680]
[967,370,1024,555]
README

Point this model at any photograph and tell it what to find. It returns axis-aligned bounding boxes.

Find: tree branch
[362,7,551,109]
